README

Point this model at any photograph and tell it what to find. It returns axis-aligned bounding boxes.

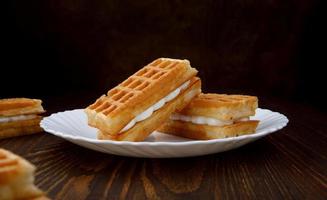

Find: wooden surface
[0,95,326,200]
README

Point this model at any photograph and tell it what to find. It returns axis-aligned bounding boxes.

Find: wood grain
[0,97,326,199]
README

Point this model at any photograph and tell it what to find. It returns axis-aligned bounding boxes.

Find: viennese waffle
[0,148,45,200]
[85,58,200,141]
[158,93,259,140]
[0,98,45,139]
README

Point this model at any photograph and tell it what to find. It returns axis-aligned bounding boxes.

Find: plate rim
[40,108,289,147]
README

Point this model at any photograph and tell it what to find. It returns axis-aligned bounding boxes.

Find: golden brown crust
[0,117,43,139]
[0,126,43,140]
[98,78,201,141]
[179,93,258,121]
[85,58,198,135]
[158,119,259,140]
[0,149,45,200]
[0,98,45,117]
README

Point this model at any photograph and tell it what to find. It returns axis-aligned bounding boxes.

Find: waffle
[0,148,45,200]
[85,58,198,137]
[0,98,45,139]
[0,98,45,117]
[98,77,201,141]
[179,93,258,121]
[158,93,259,140]
[159,119,259,140]
[0,117,43,139]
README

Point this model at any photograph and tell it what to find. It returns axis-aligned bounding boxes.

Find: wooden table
[1,95,326,199]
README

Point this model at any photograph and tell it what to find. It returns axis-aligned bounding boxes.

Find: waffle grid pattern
[89,59,185,116]
[0,150,18,174]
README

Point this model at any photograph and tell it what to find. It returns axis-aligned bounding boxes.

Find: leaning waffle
[99,77,201,141]
[85,58,198,136]
[179,93,258,121]
[158,93,259,140]
[0,149,45,200]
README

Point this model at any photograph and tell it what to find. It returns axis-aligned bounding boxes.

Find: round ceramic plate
[40,108,288,158]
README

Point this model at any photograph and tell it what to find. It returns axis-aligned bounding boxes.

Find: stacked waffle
[159,94,259,139]
[0,149,46,200]
[86,58,259,141]
[0,98,45,139]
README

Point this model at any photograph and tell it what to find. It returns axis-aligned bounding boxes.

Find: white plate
[40,108,288,158]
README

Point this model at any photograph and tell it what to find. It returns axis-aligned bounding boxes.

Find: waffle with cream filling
[85,58,199,141]
[99,77,201,141]
[0,98,45,139]
[158,93,259,140]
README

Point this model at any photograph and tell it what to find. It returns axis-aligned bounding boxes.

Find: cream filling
[170,114,249,126]
[120,80,190,132]
[0,114,37,123]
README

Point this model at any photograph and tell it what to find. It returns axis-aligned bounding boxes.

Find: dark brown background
[2,0,325,110]
[2,1,327,199]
